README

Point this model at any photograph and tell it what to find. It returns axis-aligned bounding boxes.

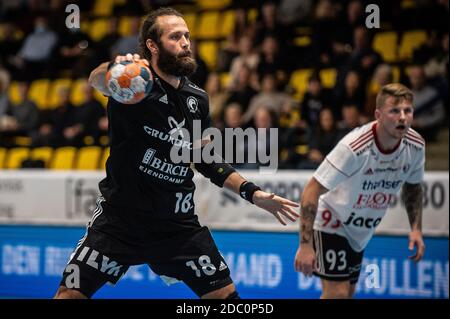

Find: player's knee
[321,281,351,299]
[54,286,87,299]
[226,291,240,299]
[201,283,236,299]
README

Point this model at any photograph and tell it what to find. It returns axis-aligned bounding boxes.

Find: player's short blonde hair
[376,83,413,109]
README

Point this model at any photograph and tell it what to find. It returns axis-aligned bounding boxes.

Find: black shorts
[313,230,364,284]
[60,197,232,298]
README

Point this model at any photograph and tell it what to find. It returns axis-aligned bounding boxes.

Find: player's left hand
[252,191,300,225]
[408,229,425,262]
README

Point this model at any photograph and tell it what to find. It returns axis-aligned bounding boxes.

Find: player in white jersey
[294,83,426,298]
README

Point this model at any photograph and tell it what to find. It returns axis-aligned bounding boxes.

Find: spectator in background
[205,73,229,128]
[188,40,209,89]
[228,35,259,89]
[408,65,446,141]
[299,108,341,169]
[8,16,58,80]
[111,16,140,57]
[216,8,249,72]
[0,69,11,119]
[0,22,23,74]
[76,82,108,146]
[309,0,341,68]
[277,0,313,27]
[242,107,278,169]
[345,26,382,85]
[95,17,121,63]
[364,63,394,118]
[337,103,365,135]
[226,64,258,114]
[220,102,246,168]
[301,73,334,128]
[54,26,93,78]
[334,70,366,117]
[242,73,290,124]
[0,82,39,147]
[32,87,84,147]
[254,1,291,50]
[256,35,289,89]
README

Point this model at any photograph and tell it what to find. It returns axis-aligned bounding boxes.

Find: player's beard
[157,44,197,77]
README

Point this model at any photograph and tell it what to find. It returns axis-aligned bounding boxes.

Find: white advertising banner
[0,170,448,236]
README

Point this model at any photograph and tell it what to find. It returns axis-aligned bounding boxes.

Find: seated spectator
[364,63,393,118]
[76,82,108,146]
[228,35,259,89]
[301,73,334,127]
[0,68,11,119]
[188,40,209,89]
[32,87,84,147]
[337,103,366,135]
[334,69,366,117]
[408,65,446,141]
[220,103,245,167]
[241,107,278,169]
[0,81,39,146]
[205,73,229,128]
[226,64,258,114]
[299,108,342,169]
[8,16,58,80]
[111,16,140,57]
[54,26,93,78]
[242,73,290,124]
[94,17,121,62]
[256,35,289,89]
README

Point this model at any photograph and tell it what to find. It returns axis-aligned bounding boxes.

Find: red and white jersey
[313,121,425,252]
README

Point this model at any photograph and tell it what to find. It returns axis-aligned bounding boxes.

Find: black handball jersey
[99,69,211,219]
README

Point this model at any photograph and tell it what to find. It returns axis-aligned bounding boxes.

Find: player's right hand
[294,244,316,277]
[114,53,149,66]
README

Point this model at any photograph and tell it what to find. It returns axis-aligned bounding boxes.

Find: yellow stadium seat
[88,18,110,42]
[100,147,110,170]
[93,0,115,16]
[75,146,102,170]
[118,16,131,37]
[220,72,230,88]
[48,79,72,109]
[392,66,400,82]
[320,68,337,89]
[80,19,90,34]
[247,9,258,24]
[50,147,76,170]
[289,69,313,101]
[4,147,30,169]
[0,148,6,168]
[70,78,89,106]
[196,12,220,39]
[373,31,398,63]
[28,79,50,109]
[197,0,231,10]
[220,10,235,38]
[94,89,109,108]
[8,81,22,105]
[198,41,218,70]
[399,30,427,61]
[30,147,53,168]
[183,13,197,39]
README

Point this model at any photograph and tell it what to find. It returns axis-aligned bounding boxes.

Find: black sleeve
[194,152,236,188]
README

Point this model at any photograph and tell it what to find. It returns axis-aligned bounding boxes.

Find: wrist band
[239,181,261,204]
